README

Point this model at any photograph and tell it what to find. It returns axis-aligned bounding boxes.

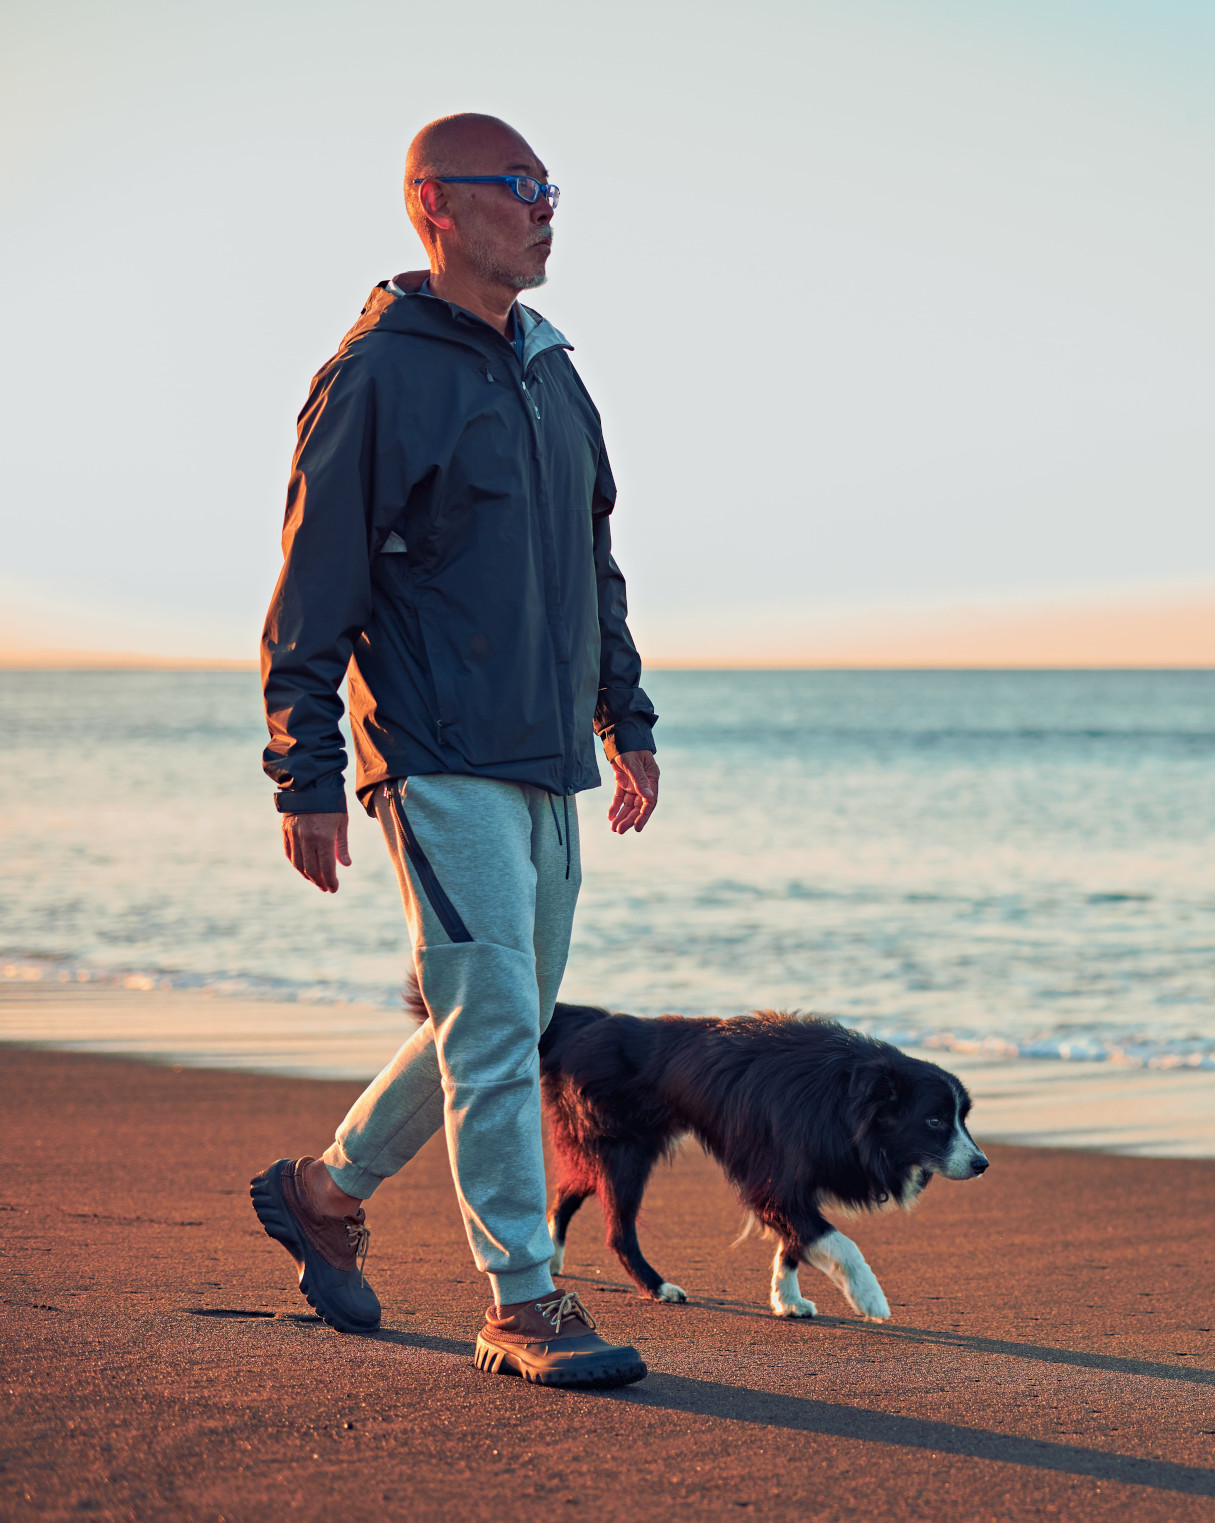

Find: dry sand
[2,1042,1214,1522]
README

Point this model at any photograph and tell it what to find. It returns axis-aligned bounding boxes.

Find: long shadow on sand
[605,1374,1215,1499]
[824,1315,1215,1389]
[711,1301,1215,1389]
[564,1276,1215,1390]
[372,1325,1215,1499]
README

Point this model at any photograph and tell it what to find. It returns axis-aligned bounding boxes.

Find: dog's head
[846,1052,988,1191]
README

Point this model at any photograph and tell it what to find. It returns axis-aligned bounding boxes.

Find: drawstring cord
[548,793,572,880]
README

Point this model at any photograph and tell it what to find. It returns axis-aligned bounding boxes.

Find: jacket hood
[350,269,572,371]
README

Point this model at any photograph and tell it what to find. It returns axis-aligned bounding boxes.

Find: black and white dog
[538,1003,989,1320]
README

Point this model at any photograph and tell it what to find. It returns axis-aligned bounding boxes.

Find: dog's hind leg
[598,1144,686,1303]
[805,1229,890,1321]
[547,1183,592,1276]
[770,1242,818,1318]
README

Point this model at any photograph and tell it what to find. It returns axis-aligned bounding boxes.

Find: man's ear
[846,1057,900,1143]
[418,179,456,235]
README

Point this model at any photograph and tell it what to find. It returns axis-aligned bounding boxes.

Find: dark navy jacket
[262,272,657,815]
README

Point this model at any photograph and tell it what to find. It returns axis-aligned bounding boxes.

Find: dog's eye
[925,1116,945,1130]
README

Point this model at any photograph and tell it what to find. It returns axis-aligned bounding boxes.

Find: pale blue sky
[2,0,1212,658]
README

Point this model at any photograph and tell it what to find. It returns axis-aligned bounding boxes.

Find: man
[252,113,659,1389]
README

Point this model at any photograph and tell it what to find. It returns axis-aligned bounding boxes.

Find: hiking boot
[249,1157,380,1335]
[474,1290,646,1387]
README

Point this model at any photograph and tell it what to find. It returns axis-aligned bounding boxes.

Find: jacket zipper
[514,352,574,793]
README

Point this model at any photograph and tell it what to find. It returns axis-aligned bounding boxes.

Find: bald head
[405,113,545,248]
[401,113,555,314]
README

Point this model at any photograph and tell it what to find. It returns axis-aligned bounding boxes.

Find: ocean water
[1,669,1213,1070]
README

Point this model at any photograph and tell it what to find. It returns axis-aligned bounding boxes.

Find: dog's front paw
[548,1244,565,1275]
[811,1232,891,1322]
[846,1282,890,1321]
[771,1258,817,1318]
[771,1293,817,1319]
[654,1281,687,1303]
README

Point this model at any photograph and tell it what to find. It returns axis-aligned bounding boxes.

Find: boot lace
[534,1290,595,1332]
[345,1214,371,1284]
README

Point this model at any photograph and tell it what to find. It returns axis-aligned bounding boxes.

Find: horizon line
[4,589,1212,672]
[1,652,1212,674]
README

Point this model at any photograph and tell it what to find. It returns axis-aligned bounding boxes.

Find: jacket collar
[379,270,572,368]
[514,300,572,369]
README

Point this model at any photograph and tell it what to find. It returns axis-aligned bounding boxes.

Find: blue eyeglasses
[411,175,560,210]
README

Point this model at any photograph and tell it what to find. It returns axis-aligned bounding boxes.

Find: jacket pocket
[415,598,562,767]
[415,601,461,747]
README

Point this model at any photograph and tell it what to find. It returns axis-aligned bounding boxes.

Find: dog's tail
[401,965,428,1025]
[731,1211,777,1248]
[731,1211,760,1248]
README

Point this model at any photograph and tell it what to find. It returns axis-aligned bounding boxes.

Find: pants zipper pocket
[388,783,474,944]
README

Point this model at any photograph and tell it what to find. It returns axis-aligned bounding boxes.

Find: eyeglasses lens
[511,177,559,209]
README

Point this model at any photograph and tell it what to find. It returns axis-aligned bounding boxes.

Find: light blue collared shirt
[416,276,525,368]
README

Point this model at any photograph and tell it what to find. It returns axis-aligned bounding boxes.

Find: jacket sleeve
[591,443,658,760]
[261,354,377,814]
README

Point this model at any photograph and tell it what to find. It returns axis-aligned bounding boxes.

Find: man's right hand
[281,811,351,893]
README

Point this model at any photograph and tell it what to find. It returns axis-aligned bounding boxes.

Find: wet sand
[2,1044,1214,1522]
[4,980,1215,1156]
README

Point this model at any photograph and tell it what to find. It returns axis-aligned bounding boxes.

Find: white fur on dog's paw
[772,1294,818,1318]
[850,1284,891,1321]
[548,1243,565,1275]
[655,1281,687,1303]
[808,1230,890,1321]
[770,1258,817,1318]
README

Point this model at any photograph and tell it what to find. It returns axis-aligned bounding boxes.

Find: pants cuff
[321,1143,387,1201]
[489,1263,556,1307]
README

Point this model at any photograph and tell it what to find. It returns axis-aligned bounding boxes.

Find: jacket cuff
[274,781,348,815]
[600,719,656,763]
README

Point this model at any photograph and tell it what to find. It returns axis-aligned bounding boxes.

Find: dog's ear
[846,1056,900,1142]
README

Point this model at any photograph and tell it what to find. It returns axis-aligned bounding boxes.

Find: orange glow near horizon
[638,595,1215,669]
[0,596,1211,671]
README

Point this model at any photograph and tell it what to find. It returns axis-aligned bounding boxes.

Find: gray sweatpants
[322,774,581,1306]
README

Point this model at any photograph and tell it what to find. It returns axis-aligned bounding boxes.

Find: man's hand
[281,811,351,892]
[608,750,660,835]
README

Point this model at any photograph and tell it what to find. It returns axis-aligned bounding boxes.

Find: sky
[1,0,1213,664]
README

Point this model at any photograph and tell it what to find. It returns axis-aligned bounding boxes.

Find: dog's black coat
[539,1001,981,1303]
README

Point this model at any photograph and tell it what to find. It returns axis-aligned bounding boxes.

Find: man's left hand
[608,750,659,835]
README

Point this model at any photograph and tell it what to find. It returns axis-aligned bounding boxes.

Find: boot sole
[474,1334,647,1388]
[249,1160,380,1337]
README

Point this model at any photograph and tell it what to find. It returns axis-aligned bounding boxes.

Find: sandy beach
[3,1022,1214,1521]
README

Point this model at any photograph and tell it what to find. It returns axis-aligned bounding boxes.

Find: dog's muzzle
[938,1127,989,1180]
